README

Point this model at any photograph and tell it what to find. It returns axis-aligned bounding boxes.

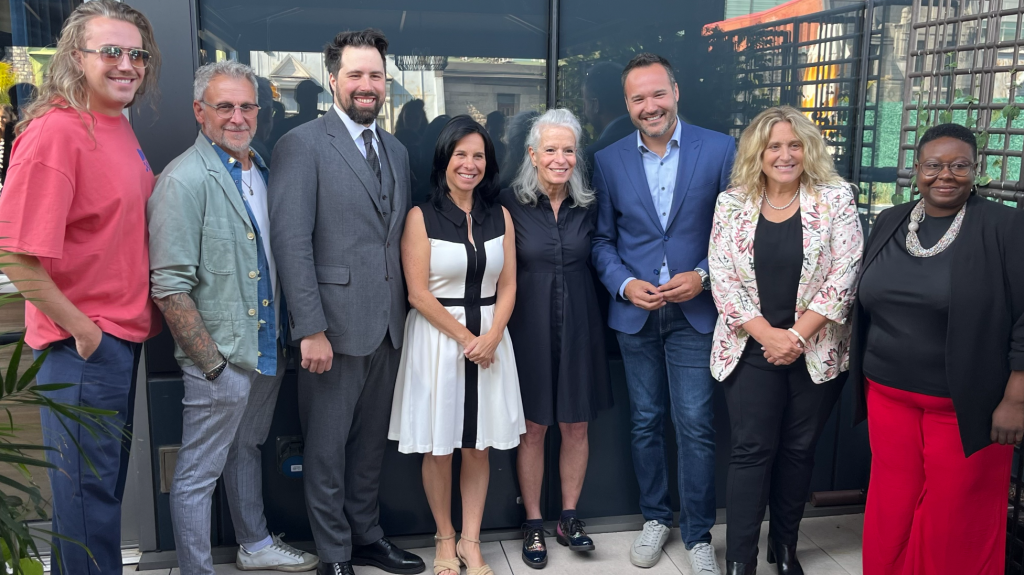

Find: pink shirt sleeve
[0,135,75,260]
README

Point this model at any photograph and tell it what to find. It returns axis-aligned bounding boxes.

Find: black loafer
[351,537,426,574]
[521,524,548,569]
[318,561,356,575]
[555,516,595,551]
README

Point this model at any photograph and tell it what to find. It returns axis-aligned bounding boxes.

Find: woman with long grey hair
[499,108,612,570]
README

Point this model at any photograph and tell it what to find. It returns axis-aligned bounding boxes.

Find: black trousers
[722,358,846,563]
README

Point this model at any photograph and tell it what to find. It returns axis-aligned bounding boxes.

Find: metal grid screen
[897,0,1024,208]
[703,3,872,183]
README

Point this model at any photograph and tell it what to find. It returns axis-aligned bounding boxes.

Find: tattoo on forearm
[154,293,224,372]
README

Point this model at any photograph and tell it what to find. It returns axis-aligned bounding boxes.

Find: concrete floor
[121,514,864,575]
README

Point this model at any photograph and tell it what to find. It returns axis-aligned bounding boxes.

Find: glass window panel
[199,0,548,202]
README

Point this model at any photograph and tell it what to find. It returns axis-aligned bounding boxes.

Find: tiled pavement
[121,514,863,575]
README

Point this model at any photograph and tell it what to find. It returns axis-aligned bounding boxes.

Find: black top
[743,210,803,370]
[849,195,1024,456]
[498,188,612,425]
[859,212,955,397]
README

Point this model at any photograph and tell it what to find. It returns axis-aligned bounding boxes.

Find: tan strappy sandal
[456,535,494,575]
[433,533,461,575]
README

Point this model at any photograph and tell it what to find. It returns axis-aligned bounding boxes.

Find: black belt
[436,295,497,307]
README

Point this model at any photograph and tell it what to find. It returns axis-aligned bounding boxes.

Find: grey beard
[218,133,253,155]
[345,100,381,125]
[637,113,677,139]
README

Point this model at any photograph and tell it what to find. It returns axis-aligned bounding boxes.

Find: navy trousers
[34,333,141,575]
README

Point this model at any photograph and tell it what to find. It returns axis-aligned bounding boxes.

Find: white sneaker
[687,542,720,574]
[630,520,671,568]
[236,534,320,572]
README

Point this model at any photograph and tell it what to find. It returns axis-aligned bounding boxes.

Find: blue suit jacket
[591,121,736,335]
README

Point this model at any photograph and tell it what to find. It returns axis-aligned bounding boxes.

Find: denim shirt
[149,133,284,375]
[617,119,682,296]
[206,137,282,375]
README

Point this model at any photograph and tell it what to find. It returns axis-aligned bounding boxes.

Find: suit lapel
[195,134,254,227]
[797,185,824,291]
[862,201,913,273]
[666,124,700,229]
[618,142,663,232]
[325,112,383,213]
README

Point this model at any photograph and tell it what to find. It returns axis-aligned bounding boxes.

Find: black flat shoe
[521,524,547,569]
[318,561,355,575]
[766,535,802,575]
[726,560,756,575]
[351,537,426,574]
[555,516,595,551]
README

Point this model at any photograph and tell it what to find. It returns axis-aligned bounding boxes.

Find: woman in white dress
[389,115,524,575]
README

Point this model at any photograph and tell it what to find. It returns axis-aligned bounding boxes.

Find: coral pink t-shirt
[0,106,160,349]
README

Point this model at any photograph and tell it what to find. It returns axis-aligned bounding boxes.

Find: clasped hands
[624,272,703,310]
[461,332,500,369]
[756,328,804,366]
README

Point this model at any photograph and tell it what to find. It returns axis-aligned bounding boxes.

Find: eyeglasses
[79,46,151,69]
[201,101,261,119]
[918,161,975,177]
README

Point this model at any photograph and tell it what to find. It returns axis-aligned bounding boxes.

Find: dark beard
[345,97,382,125]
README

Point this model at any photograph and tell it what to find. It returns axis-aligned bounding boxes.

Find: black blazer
[849,195,1024,456]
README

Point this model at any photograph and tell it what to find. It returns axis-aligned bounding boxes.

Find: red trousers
[863,380,1012,575]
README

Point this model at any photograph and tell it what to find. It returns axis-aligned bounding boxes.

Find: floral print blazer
[708,182,864,384]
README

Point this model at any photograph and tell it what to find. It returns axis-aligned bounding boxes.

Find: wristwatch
[694,267,711,291]
[204,359,228,381]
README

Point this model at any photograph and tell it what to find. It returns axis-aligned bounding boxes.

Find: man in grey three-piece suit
[268,29,425,575]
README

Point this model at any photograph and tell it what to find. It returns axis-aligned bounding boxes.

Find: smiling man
[0,3,161,573]
[268,30,422,575]
[591,53,736,574]
[148,60,318,574]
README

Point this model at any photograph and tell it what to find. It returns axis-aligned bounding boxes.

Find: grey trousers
[298,337,401,563]
[170,361,285,575]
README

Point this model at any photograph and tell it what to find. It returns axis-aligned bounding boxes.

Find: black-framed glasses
[200,101,260,119]
[918,161,975,177]
[79,45,151,68]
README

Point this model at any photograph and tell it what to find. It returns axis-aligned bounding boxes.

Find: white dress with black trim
[388,196,525,455]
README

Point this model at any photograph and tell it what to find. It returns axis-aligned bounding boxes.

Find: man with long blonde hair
[0,2,161,573]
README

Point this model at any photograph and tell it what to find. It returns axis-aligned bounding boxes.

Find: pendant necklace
[242,169,254,196]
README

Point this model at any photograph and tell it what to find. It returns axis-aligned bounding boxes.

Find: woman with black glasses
[850,123,1024,575]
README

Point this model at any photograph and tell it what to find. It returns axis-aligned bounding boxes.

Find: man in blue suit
[591,53,735,574]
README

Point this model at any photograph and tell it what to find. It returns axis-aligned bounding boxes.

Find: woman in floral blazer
[707,107,863,575]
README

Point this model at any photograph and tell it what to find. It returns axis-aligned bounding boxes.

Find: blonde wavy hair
[17,0,161,135]
[729,106,842,201]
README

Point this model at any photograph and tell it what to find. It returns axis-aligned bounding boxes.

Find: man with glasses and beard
[269,29,424,575]
[148,60,319,574]
[591,53,735,574]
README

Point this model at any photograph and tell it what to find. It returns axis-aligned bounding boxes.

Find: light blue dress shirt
[618,118,682,298]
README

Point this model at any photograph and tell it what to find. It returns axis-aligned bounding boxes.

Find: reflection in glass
[199,1,548,206]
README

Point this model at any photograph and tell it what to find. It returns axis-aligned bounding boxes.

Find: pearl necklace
[906,199,966,257]
[761,185,800,210]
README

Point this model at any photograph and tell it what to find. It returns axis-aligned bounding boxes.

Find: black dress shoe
[555,516,595,551]
[766,535,802,575]
[726,560,756,575]
[318,561,355,575]
[352,537,426,574]
[521,523,547,569]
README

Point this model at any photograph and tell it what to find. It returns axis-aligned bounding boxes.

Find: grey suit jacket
[268,111,411,356]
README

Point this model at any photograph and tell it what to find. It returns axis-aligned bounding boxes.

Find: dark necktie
[362,129,381,183]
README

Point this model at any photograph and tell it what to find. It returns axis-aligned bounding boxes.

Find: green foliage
[0,265,117,574]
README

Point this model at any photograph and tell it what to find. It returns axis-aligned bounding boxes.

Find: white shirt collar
[636,116,682,154]
[334,104,378,143]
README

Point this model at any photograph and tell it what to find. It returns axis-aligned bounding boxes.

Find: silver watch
[694,268,711,291]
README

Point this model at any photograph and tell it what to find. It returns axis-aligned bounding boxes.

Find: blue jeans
[34,334,140,575]
[616,304,716,548]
